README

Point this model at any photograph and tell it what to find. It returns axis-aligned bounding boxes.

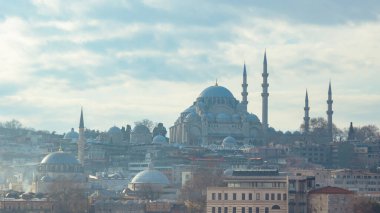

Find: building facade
[207,169,288,213]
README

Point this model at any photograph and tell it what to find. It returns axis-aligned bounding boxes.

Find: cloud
[0,0,379,133]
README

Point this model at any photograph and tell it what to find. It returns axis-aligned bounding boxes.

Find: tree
[134,119,154,131]
[47,180,88,213]
[354,197,380,213]
[354,125,380,142]
[2,119,22,129]
[300,117,343,141]
[180,168,224,213]
[153,123,167,137]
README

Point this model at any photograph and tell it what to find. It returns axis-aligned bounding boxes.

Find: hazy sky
[0,0,379,134]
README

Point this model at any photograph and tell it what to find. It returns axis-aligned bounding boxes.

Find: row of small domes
[184,111,260,123]
[64,124,152,140]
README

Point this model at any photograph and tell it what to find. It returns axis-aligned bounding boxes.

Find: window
[218,193,222,200]
[233,193,237,200]
[277,193,281,200]
[242,207,245,213]
[212,207,216,213]
[265,207,269,213]
[283,193,287,201]
[256,207,260,213]
[212,193,216,200]
[271,193,275,200]
[233,207,237,213]
[272,205,280,210]
[218,207,222,213]
[249,193,253,200]
[265,193,269,200]
[242,193,246,200]
[224,207,228,213]
[256,193,260,200]
[224,193,228,200]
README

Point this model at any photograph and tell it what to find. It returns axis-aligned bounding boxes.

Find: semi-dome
[152,135,167,144]
[41,151,80,165]
[63,128,79,140]
[206,112,215,121]
[246,114,260,123]
[132,125,150,134]
[108,126,121,134]
[184,112,201,123]
[216,113,231,122]
[198,85,234,99]
[131,168,169,185]
[182,105,196,114]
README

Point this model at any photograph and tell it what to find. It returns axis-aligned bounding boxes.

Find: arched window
[271,205,280,209]
[265,207,269,213]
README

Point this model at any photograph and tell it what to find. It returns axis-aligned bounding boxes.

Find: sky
[0,0,379,134]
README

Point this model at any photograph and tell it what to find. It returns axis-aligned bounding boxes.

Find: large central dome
[198,85,235,99]
[41,151,80,165]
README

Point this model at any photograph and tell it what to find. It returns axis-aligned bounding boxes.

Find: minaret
[78,107,85,165]
[261,51,269,131]
[326,82,334,142]
[347,122,355,141]
[241,63,248,112]
[304,90,310,134]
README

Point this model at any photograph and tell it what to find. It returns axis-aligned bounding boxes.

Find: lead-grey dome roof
[152,135,167,144]
[108,126,121,134]
[198,85,234,99]
[131,168,169,185]
[132,125,150,134]
[41,151,80,165]
[63,128,79,140]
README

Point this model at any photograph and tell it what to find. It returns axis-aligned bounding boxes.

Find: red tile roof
[309,186,354,195]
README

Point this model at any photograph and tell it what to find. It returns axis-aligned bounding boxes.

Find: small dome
[216,113,231,122]
[223,169,233,176]
[131,169,169,185]
[222,136,237,148]
[246,114,260,123]
[132,125,150,134]
[152,135,167,144]
[198,85,235,99]
[184,112,201,123]
[40,176,52,182]
[41,151,80,165]
[108,126,121,134]
[182,105,196,114]
[63,128,79,140]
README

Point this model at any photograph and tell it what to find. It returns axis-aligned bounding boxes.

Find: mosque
[169,52,270,146]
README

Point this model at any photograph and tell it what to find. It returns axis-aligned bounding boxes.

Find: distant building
[307,186,354,213]
[207,169,288,213]
[288,174,316,213]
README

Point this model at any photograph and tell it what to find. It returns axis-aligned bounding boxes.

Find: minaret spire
[327,81,334,142]
[78,107,85,165]
[303,90,310,134]
[79,107,84,128]
[347,122,355,141]
[261,50,269,133]
[241,62,248,112]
